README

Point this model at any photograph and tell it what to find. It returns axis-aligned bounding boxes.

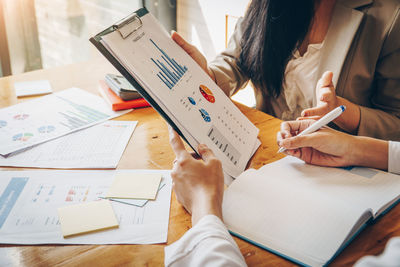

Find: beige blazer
[209,0,400,141]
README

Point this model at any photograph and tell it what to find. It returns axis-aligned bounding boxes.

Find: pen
[278,105,346,153]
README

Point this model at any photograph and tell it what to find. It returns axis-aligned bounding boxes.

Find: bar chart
[57,96,110,130]
[150,39,188,89]
[207,125,240,166]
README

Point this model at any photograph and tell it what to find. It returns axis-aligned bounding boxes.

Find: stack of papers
[0,170,172,244]
[0,120,137,169]
[0,87,130,156]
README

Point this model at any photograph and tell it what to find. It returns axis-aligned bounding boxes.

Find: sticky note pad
[14,80,53,97]
[106,173,162,200]
[58,200,119,238]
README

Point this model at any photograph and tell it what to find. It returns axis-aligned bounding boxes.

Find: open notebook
[223,156,400,266]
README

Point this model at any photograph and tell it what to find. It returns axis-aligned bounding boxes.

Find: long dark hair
[239,0,316,98]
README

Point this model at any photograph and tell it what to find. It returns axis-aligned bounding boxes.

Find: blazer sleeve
[358,9,400,141]
[209,18,250,97]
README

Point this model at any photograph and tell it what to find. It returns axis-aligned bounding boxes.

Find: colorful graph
[57,96,109,130]
[38,125,56,133]
[13,133,34,142]
[13,114,29,120]
[199,85,215,103]
[150,39,188,89]
[199,108,211,122]
[188,97,196,105]
[0,120,7,128]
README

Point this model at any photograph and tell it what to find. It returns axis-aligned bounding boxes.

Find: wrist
[334,97,360,133]
[351,136,388,170]
[191,191,223,226]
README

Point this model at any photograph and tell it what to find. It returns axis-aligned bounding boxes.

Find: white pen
[278,105,346,153]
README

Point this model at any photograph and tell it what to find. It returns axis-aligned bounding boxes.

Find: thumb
[280,134,316,150]
[171,31,197,55]
[197,144,216,162]
[301,105,327,117]
[318,71,333,88]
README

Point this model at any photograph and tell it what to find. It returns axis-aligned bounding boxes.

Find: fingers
[280,120,315,136]
[280,121,302,138]
[280,134,316,150]
[190,152,201,160]
[297,115,321,121]
[197,144,217,162]
[319,86,335,102]
[171,31,197,56]
[318,71,333,88]
[168,126,189,159]
[301,104,328,117]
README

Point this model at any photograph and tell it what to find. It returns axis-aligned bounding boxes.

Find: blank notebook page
[223,157,400,266]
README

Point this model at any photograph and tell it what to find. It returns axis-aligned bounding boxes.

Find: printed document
[0,170,172,244]
[0,87,130,156]
[0,121,137,169]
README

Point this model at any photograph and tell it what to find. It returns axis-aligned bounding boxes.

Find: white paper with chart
[0,87,130,156]
[99,12,259,177]
[0,170,172,244]
[0,120,137,169]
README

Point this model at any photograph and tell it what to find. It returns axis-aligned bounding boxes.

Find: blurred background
[0,0,254,106]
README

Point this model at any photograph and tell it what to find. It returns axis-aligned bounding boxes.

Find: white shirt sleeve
[354,141,400,266]
[164,215,246,267]
[388,141,400,175]
[354,237,400,267]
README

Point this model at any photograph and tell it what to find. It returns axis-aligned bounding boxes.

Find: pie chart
[13,114,29,120]
[199,85,215,103]
[0,120,7,128]
[38,125,56,133]
[13,132,34,141]
[199,108,211,122]
[188,96,196,105]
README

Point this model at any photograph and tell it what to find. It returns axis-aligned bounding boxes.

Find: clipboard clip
[113,13,143,39]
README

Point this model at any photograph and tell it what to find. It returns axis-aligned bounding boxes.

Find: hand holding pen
[278,105,346,154]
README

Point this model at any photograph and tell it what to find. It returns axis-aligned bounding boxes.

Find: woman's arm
[301,12,400,141]
[277,120,390,171]
[208,17,250,97]
[171,18,250,98]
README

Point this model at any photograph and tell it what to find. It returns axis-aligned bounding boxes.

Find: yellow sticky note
[106,173,162,200]
[58,200,119,238]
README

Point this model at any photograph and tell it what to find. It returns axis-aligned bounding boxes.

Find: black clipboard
[89,7,195,153]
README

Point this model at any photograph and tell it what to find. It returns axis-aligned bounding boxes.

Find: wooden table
[0,58,399,266]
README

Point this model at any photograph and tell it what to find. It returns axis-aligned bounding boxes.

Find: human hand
[277,119,358,167]
[169,127,224,225]
[277,120,388,170]
[300,71,338,120]
[171,31,216,81]
[299,71,361,133]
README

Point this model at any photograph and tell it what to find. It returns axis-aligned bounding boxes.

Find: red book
[98,80,150,111]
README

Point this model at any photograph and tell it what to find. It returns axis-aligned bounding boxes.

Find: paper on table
[58,200,119,238]
[106,173,162,199]
[0,121,137,169]
[14,80,53,97]
[107,178,166,207]
[0,170,172,244]
[0,87,130,156]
